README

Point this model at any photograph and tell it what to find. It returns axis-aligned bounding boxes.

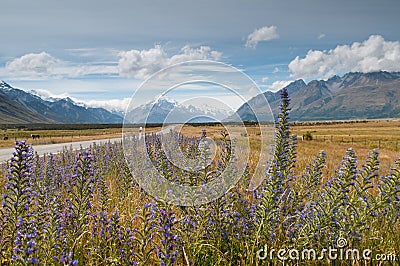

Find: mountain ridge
[125,97,230,124]
[230,71,400,122]
[2,70,400,124]
[0,81,123,124]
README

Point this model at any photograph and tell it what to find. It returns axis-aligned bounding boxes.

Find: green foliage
[303,131,313,141]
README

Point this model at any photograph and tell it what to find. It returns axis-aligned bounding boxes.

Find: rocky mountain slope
[231,71,400,121]
[0,81,123,124]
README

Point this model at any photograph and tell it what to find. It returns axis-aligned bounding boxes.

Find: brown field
[0,121,398,264]
[179,120,400,176]
[0,128,123,148]
[1,121,399,176]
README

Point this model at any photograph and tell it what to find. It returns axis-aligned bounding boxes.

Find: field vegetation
[0,90,398,265]
[0,128,122,149]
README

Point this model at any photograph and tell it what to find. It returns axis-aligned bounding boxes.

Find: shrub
[303,131,313,140]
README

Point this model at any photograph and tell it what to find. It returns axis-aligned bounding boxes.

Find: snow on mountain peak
[0,81,13,91]
[151,95,179,106]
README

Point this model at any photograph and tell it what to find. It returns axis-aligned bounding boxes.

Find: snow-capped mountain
[125,97,231,123]
[0,81,123,124]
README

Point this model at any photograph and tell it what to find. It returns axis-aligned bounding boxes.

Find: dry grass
[1,121,399,176]
[291,121,400,176]
[292,121,400,151]
[0,122,398,264]
[0,128,123,148]
[178,121,400,176]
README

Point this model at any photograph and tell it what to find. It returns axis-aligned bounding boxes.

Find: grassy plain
[0,128,122,148]
[180,120,400,176]
[1,120,399,175]
[0,120,398,264]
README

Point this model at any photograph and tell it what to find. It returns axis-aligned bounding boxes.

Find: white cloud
[169,45,222,65]
[32,88,130,112]
[65,47,119,59]
[3,52,119,79]
[272,67,280,73]
[267,80,293,92]
[261,76,269,82]
[83,98,131,112]
[288,35,400,80]
[5,52,60,74]
[318,33,326,40]
[118,45,222,79]
[32,89,71,100]
[3,45,222,81]
[69,65,118,77]
[117,45,167,79]
[245,26,279,48]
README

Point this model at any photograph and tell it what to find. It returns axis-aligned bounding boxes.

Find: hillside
[0,93,54,124]
[0,81,123,124]
[231,71,400,121]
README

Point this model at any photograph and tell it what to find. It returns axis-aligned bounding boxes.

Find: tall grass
[0,90,398,265]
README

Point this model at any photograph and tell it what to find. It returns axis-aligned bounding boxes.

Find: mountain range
[231,71,400,122]
[0,81,123,124]
[1,71,400,124]
[125,97,230,124]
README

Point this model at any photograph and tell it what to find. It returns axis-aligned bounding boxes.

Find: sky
[1,0,400,112]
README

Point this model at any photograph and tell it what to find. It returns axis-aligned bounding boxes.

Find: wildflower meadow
[0,89,399,265]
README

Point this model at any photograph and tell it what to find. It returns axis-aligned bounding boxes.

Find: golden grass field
[179,120,400,177]
[1,121,399,176]
[0,121,398,265]
[0,128,122,148]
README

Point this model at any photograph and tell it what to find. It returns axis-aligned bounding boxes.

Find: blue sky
[1,0,400,111]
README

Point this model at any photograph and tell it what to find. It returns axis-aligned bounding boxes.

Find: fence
[303,135,400,152]
[0,132,110,146]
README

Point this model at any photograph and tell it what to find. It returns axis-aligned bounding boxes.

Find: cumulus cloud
[267,80,293,92]
[4,51,120,79]
[288,35,400,80]
[83,98,131,112]
[118,45,222,79]
[318,33,326,40]
[4,46,222,80]
[245,26,279,48]
[5,52,60,74]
